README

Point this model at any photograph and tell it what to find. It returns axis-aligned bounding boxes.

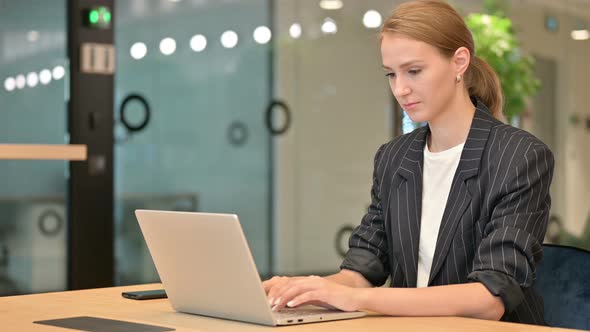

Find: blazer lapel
[428,101,495,284]
[390,127,427,287]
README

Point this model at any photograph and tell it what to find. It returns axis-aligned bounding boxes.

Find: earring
[456,74,462,83]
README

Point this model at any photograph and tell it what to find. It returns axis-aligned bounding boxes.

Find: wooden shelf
[0,144,87,160]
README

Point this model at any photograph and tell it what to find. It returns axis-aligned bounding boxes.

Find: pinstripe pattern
[341,98,554,325]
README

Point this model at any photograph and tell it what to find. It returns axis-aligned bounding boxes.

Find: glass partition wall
[113,0,273,284]
[0,0,69,295]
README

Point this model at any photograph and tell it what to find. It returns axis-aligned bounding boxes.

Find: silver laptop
[135,210,367,326]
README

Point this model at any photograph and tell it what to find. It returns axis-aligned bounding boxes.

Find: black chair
[534,244,590,330]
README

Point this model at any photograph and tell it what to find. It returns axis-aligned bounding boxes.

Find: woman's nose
[393,82,411,98]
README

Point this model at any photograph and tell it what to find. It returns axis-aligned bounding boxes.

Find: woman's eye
[409,69,421,75]
[385,72,395,78]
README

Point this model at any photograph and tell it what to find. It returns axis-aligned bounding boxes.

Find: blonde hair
[381,0,504,121]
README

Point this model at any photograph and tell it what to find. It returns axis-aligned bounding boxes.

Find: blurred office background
[0,0,588,296]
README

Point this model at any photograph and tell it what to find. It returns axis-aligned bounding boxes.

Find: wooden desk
[0,283,581,331]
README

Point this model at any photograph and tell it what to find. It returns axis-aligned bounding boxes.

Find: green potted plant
[464,0,540,121]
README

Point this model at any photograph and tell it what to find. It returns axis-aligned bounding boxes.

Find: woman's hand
[262,275,364,312]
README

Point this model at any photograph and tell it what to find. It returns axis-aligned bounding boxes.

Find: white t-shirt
[416,141,465,288]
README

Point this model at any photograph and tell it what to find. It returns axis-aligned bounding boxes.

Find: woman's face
[381,33,458,123]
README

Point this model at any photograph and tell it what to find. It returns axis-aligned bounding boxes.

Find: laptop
[135,210,367,326]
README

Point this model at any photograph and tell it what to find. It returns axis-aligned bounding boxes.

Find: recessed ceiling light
[289,23,302,39]
[39,69,52,85]
[319,0,343,10]
[4,77,16,92]
[52,66,65,80]
[363,10,382,29]
[253,26,272,44]
[26,72,39,88]
[15,74,26,89]
[130,42,148,59]
[221,30,238,48]
[159,38,177,55]
[321,18,338,35]
[190,34,207,52]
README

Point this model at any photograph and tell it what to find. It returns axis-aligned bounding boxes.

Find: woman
[263,0,553,325]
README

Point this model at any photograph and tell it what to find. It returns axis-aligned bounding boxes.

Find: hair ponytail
[465,56,505,121]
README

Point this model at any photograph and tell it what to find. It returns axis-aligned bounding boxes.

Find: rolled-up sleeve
[468,143,554,313]
[340,144,390,286]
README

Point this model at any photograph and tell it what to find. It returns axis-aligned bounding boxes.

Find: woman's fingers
[265,276,359,312]
[271,277,324,311]
[271,283,314,311]
[262,276,284,293]
[285,291,322,309]
[264,275,307,293]
[264,275,328,310]
[265,277,291,304]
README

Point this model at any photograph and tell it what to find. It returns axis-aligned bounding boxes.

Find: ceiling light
[190,34,207,52]
[319,0,343,10]
[26,72,39,87]
[159,38,177,55]
[130,42,148,59]
[289,23,302,39]
[321,18,338,35]
[4,77,16,92]
[52,66,65,80]
[571,29,589,40]
[253,26,272,44]
[221,30,238,48]
[15,74,26,89]
[39,69,52,85]
[363,10,382,29]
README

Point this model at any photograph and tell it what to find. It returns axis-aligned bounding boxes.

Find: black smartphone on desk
[121,289,167,300]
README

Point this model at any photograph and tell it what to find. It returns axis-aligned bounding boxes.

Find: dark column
[67,0,115,290]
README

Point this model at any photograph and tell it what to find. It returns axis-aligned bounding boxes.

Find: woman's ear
[453,46,471,76]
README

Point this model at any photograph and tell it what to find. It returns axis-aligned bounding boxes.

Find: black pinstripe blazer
[341,98,554,325]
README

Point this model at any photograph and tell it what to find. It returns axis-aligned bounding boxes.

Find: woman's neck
[427,93,475,153]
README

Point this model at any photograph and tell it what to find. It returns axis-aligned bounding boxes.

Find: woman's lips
[402,102,420,110]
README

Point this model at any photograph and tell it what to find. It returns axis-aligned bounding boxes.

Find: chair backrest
[534,244,590,330]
